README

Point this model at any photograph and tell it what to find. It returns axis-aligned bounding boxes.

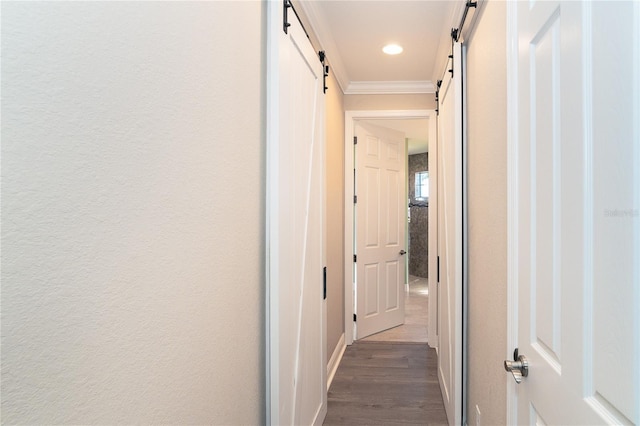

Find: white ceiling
[301,0,461,94]
[298,0,467,152]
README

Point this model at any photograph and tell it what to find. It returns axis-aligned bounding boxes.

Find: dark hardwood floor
[324,277,447,425]
[323,341,448,426]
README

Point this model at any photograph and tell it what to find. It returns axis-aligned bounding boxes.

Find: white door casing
[437,43,464,426]
[354,122,406,339]
[266,1,327,425]
[507,1,639,424]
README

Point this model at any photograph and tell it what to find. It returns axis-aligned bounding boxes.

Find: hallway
[324,276,447,425]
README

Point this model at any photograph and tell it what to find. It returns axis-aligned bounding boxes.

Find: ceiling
[299,0,461,94]
[297,1,468,151]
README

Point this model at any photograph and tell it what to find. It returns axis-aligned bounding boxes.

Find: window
[415,171,429,200]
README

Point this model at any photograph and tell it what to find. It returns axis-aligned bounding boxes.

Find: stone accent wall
[408,153,428,278]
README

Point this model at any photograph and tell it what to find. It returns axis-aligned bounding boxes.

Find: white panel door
[355,122,406,339]
[267,2,326,425]
[437,43,463,426]
[509,1,639,424]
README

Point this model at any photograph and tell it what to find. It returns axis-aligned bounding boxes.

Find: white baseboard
[327,333,346,390]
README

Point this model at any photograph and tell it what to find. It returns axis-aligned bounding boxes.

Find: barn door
[266,1,326,425]
[437,42,464,426]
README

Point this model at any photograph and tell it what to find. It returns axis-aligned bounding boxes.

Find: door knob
[399,250,407,255]
[504,349,528,384]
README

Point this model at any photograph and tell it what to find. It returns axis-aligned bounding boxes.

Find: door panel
[355,122,406,339]
[511,1,639,424]
[387,171,401,245]
[437,42,464,426]
[386,261,399,310]
[530,6,562,369]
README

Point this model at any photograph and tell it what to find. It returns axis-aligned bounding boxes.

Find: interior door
[509,1,639,424]
[355,122,406,339]
[437,42,464,426]
[267,1,326,425]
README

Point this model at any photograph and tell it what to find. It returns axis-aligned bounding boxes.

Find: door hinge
[354,195,357,204]
[354,136,358,145]
[323,266,327,300]
[353,254,357,263]
[437,255,440,282]
[353,313,357,322]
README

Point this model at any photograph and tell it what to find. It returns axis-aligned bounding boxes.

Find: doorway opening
[343,109,438,348]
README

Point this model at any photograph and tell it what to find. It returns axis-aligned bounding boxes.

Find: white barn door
[508,1,639,424]
[437,42,464,426]
[267,1,326,425]
[354,122,406,339]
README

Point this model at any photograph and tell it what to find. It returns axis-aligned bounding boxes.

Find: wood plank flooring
[324,276,448,425]
[323,342,447,425]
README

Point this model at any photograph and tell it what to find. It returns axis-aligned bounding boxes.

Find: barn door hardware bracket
[283,0,292,34]
[283,0,312,39]
[451,28,459,43]
[447,0,478,77]
[435,79,442,115]
[448,42,455,77]
[323,66,329,93]
[451,1,478,42]
[319,51,329,93]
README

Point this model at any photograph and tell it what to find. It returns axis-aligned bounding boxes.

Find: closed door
[437,42,464,426]
[267,2,326,425]
[509,1,639,424]
[355,122,406,339]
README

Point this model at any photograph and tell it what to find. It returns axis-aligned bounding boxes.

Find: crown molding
[345,80,436,95]
[296,1,349,93]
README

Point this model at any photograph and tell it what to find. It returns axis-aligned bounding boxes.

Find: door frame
[505,0,519,422]
[344,109,437,346]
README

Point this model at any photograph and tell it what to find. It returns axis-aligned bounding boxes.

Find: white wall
[465,1,508,424]
[1,2,265,423]
[344,94,435,111]
[325,71,346,359]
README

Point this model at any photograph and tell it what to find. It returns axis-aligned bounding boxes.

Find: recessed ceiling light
[383,44,403,55]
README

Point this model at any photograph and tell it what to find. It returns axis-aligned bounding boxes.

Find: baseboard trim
[327,333,346,390]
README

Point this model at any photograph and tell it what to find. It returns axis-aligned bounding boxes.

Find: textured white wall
[325,71,345,359]
[465,1,508,424]
[1,2,264,423]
